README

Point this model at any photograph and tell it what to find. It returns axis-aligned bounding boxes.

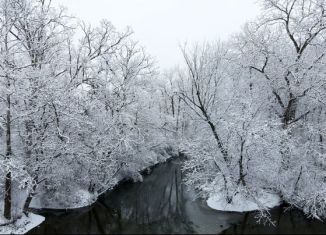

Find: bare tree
[177,43,238,202]
[242,0,326,127]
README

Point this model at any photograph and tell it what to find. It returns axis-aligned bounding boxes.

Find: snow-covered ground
[0,183,45,234]
[207,190,281,212]
[0,213,44,234]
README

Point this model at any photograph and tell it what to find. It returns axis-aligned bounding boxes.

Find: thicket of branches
[1,0,326,223]
[170,0,326,219]
[0,0,177,222]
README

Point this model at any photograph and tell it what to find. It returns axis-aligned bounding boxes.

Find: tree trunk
[238,140,246,187]
[23,179,38,214]
[207,120,228,161]
[195,89,229,161]
[214,159,232,204]
[171,96,175,117]
[176,97,181,134]
[4,94,12,220]
[4,172,12,220]
[25,120,34,158]
[283,97,297,127]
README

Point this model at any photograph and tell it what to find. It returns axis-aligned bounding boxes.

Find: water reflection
[29,158,240,234]
[29,158,326,234]
[222,205,326,235]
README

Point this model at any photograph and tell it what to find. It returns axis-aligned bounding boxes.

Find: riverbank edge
[206,190,282,212]
[29,151,184,214]
[0,213,45,234]
[0,149,182,234]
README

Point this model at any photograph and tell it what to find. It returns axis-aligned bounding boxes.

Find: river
[29,157,326,234]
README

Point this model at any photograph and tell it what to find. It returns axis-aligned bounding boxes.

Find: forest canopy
[0,0,326,231]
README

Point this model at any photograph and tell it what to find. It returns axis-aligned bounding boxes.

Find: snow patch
[0,213,45,234]
[207,191,281,212]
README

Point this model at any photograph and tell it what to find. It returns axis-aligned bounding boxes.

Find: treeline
[0,0,175,222]
[159,0,326,218]
[1,0,326,224]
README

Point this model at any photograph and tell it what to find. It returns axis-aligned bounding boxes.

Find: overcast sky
[55,0,260,69]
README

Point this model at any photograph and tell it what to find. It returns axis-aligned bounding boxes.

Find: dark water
[29,158,326,234]
[222,206,326,234]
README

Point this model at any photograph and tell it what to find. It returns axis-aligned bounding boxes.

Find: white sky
[55,0,260,69]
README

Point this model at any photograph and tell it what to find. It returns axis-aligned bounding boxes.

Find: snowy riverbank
[0,213,44,234]
[30,144,180,210]
[207,190,281,212]
[0,145,180,234]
